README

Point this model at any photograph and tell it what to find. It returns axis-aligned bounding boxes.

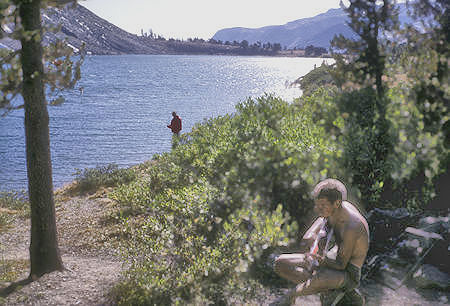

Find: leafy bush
[336,88,394,210]
[73,163,136,194]
[182,94,333,221]
[111,182,296,304]
[295,62,335,97]
[109,94,333,304]
[298,64,448,211]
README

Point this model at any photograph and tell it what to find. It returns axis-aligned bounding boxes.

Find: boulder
[418,215,450,234]
[367,208,417,254]
[413,264,450,290]
[418,214,450,274]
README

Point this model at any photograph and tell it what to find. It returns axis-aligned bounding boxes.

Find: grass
[0,259,28,283]
[0,191,30,286]
[0,191,29,233]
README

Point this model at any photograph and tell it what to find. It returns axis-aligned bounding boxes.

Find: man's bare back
[336,201,369,268]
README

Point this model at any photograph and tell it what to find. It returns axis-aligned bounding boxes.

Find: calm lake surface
[0,55,328,191]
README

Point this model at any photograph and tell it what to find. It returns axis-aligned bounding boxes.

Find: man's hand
[310,253,325,267]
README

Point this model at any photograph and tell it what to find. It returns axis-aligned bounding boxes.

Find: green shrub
[336,88,394,210]
[299,70,448,211]
[73,163,136,194]
[182,94,332,222]
[295,62,335,97]
[110,94,332,304]
[111,182,296,304]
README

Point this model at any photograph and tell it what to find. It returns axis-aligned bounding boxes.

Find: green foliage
[73,164,136,194]
[381,84,447,209]
[300,60,446,210]
[396,1,449,139]
[328,1,402,209]
[0,0,84,115]
[379,0,449,209]
[295,62,335,97]
[187,94,333,221]
[109,95,334,304]
[331,0,399,99]
[337,88,394,209]
[111,182,295,304]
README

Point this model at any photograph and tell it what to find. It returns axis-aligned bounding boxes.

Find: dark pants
[320,264,364,306]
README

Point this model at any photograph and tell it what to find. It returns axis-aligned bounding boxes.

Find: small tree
[272,43,282,52]
[394,0,449,209]
[330,0,399,209]
[0,0,83,278]
[240,39,249,48]
[403,0,449,134]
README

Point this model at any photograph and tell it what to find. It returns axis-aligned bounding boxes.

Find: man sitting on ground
[273,178,369,305]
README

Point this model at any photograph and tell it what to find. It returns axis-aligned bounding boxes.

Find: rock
[418,215,450,234]
[413,264,450,290]
[367,208,417,254]
[417,214,450,274]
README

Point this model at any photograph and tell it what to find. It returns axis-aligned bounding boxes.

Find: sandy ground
[0,191,123,306]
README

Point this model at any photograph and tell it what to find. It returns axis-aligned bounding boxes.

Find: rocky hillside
[42,4,168,55]
[213,5,412,49]
[0,4,243,55]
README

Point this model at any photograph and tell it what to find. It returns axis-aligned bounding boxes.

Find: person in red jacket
[167,111,182,136]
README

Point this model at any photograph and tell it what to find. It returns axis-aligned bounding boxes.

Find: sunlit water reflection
[0,54,331,190]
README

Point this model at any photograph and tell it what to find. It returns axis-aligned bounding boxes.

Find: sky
[80,0,346,40]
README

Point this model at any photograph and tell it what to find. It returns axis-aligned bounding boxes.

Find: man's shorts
[343,263,361,291]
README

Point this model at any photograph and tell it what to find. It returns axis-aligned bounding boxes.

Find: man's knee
[274,254,304,273]
[296,268,346,296]
[273,255,286,275]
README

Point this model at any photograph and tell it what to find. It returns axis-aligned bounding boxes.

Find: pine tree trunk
[19,0,64,278]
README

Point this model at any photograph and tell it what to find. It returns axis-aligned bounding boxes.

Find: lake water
[0,55,328,191]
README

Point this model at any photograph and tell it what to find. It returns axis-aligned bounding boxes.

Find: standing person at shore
[167,111,182,149]
[273,178,369,305]
[167,111,182,136]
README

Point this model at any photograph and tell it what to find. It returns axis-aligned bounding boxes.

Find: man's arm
[322,226,357,270]
[293,218,324,253]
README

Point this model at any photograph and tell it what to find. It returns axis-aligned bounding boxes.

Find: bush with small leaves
[73,164,136,194]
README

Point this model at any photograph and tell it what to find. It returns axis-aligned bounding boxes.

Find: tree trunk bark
[19,0,64,278]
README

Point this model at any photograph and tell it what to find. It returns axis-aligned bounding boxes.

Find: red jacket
[167,115,182,133]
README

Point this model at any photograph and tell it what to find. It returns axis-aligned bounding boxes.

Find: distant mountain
[0,4,163,54]
[0,4,246,55]
[212,5,411,49]
[213,9,354,49]
[42,4,169,55]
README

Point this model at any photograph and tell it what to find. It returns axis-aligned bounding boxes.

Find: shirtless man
[274,178,369,305]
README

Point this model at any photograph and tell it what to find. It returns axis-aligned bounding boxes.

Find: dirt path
[0,189,123,306]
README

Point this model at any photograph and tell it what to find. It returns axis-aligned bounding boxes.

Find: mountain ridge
[212,6,410,49]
